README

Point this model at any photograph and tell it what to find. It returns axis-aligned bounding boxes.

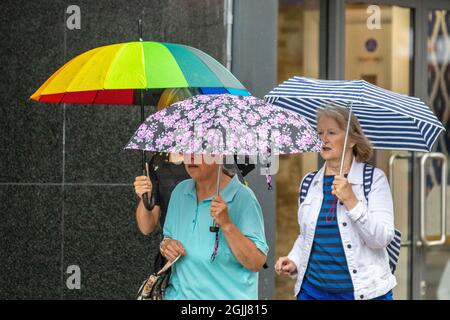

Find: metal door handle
[388,153,411,187]
[419,153,447,247]
[389,153,412,247]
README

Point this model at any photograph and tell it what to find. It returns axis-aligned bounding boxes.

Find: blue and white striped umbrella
[265,76,445,152]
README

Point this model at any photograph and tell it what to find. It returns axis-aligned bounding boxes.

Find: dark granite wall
[0,0,226,299]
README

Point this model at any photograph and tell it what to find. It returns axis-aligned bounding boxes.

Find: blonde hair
[157,88,200,110]
[317,106,373,163]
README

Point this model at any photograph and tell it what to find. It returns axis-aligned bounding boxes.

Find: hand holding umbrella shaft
[134,175,152,200]
[211,195,266,271]
[210,195,231,227]
[332,175,358,210]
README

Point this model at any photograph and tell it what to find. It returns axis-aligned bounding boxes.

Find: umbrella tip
[138,19,143,42]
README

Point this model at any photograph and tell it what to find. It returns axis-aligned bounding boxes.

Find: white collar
[314,157,365,185]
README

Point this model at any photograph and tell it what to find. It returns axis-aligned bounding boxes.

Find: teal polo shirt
[163,175,269,300]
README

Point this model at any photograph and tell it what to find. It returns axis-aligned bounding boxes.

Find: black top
[148,154,190,228]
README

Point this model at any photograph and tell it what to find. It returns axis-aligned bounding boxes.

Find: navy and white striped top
[303,175,354,293]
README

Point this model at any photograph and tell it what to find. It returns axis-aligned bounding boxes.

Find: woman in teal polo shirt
[160,154,269,300]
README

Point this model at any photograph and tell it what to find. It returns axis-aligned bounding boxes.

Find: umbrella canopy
[125,93,322,256]
[265,76,445,152]
[124,94,322,155]
[30,41,249,105]
[30,39,250,212]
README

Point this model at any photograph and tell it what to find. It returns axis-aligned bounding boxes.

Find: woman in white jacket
[275,106,396,300]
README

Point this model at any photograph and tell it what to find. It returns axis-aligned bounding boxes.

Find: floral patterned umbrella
[125,94,322,156]
[125,94,321,261]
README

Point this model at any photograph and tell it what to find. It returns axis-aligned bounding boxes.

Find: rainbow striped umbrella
[30,39,249,211]
[30,41,249,105]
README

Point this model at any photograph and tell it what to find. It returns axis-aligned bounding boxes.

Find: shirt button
[360,295,364,299]
[347,244,352,249]
[353,269,357,274]
[343,222,347,227]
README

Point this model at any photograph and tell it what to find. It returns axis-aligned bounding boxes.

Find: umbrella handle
[142,193,155,211]
[210,225,219,232]
[210,164,222,233]
[142,164,155,211]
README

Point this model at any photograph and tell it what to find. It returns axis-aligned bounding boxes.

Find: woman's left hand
[332,175,358,210]
[210,195,231,228]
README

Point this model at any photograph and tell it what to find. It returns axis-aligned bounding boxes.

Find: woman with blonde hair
[275,106,396,300]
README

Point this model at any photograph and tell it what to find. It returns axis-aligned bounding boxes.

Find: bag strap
[362,163,375,202]
[363,163,401,274]
[156,255,181,275]
[299,171,318,206]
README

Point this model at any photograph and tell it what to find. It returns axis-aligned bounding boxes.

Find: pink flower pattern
[125,94,322,155]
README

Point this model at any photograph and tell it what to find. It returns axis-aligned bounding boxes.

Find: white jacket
[287,158,397,300]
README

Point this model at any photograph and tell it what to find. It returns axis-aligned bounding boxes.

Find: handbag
[137,255,180,300]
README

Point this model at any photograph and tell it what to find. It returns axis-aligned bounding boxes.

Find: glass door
[421,8,450,300]
[345,1,450,300]
[345,2,414,299]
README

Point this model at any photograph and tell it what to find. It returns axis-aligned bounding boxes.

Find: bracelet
[159,237,171,252]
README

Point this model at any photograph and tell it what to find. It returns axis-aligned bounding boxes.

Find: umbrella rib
[179,44,223,88]
[268,77,444,129]
[182,45,243,89]
[31,58,73,99]
[274,92,440,127]
[428,126,443,152]
[63,46,110,93]
[361,85,444,128]
[101,43,132,90]
[91,90,100,104]
[269,95,443,151]
[139,42,147,89]
[57,93,65,104]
